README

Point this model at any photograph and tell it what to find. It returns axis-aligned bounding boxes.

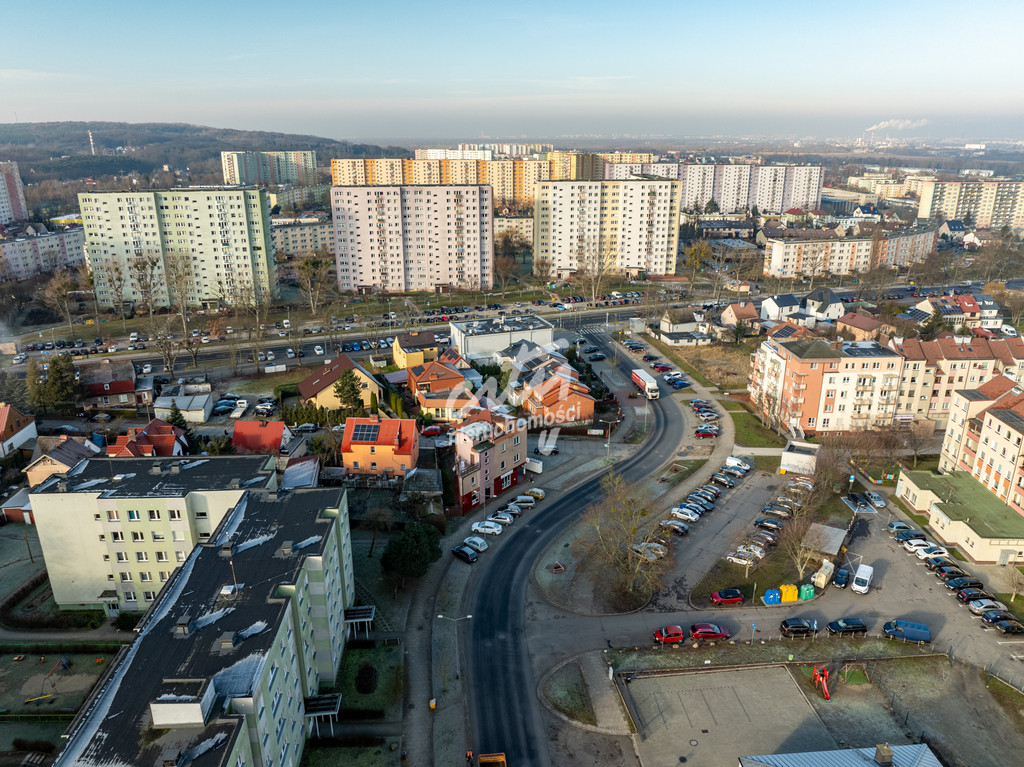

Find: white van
[1002,324,1018,338]
[512,495,536,508]
[610,291,623,299]
[851,564,874,594]
[726,456,751,472]
[282,319,291,329]
[129,332,139,343]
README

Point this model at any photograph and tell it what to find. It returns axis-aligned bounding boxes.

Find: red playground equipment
[812,665,830,700]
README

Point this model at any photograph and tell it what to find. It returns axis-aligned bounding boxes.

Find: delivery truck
[631,369,660,399]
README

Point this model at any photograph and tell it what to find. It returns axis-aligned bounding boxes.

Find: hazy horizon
[4,0,1023,143]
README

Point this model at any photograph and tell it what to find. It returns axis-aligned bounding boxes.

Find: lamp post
[436,614,473,690]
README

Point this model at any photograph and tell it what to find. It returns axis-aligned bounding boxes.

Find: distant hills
[0,121,410,181]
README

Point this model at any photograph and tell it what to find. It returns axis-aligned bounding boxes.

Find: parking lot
[628,666,837,767]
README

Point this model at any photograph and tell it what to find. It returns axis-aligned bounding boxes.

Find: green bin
[799,584,815,601]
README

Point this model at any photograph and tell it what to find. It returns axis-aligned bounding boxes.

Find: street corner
[536,650,634,736]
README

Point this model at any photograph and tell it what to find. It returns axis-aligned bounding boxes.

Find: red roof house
[232,420,295,454]
[106,418,188,457]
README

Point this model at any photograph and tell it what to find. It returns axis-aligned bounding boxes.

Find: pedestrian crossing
[572,323,610,337]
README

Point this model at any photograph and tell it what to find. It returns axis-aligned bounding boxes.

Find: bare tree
[777,517,819,580]
[163,250,195,340]
[682,240,711,290]
[295,248,333,317]
[98,259,130,331]
[41,269,78,337]
[493,255,519,294]
[129,252,162,327]
[495,229,530,264]
[577,472,671,604]
[532,254,553,284]
[1008,566,1024,603]
[899,421,931,469]
[365,506,395,557]
[575,238,619,306]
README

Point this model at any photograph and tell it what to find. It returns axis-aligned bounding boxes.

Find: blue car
[671,379,691,389]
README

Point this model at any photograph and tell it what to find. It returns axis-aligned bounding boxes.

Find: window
[136,552,148,562]
[107,510,119,521]
[169,509,182,521]
[124,591,136,602]
[172,530,184,541]
[111,531,124,542]
[139,571,152,582]
[195,511,207,519]
[120,572,132,582]
[156,551,168,562]
[116,552,128,563]
[176,551,185,562]
[127,510,140,522]
[144,591,156,602]
[148,510,161,521]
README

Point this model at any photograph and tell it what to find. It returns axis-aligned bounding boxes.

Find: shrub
[12,739,56,753]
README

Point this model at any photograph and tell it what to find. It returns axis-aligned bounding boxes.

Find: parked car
[631,542,667,561]
[994,620,1024,635]
[882,619,931,644]
[925,557,956,571]
[903,539,935,554]
[726,551,756,566]
[887,521,913,536]
[865,491,886,508]
[669,507,701,523]
[689,623,731,641]
[314,345,325,355]
[294,423,318,433]
[981,610,1016,625]
[826,618,868,636]
[711,473,735,488]
[487,512,515,526]
[659,519,689,536]
[780,618,817,638]
[710,588,745,606]
[895,530,927,543]
[761,505,792,519]
[463,536,488,553]
[451,545,478,564]
[534,445,559,455]
[755,517,785,532]
[916,546,949,560]
[945,577,985,592]
[471,521,503,536]
[653,625,687,644]
[934,566,969,581]
[955,588,993,605]
[749,530,778,547]
[833,568,850,589]
[421,425,442,437]
[583,346,600,354]
[588,353,606,361]
[695,429,718,439]
[969,599,1007,615]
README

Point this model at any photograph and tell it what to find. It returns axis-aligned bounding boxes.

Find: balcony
[792,383,807,390]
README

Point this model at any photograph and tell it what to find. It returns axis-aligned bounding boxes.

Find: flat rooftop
[34,456,275,498]
[451,315,553,335]
[58,487,346,767]
[902,470,1024,539]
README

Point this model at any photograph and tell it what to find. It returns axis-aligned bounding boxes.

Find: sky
[3,0,1024,142]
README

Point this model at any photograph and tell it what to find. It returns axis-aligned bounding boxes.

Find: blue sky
[3,0,1023,140]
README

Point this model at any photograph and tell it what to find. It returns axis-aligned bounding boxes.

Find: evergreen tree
[45,354,81,415]
[704,198,720,214]
[380,521,442,587]
[25,358,46,413]
[369,391,379,413]
[333,370,363,412]
[166,399,195,452]
[202,434,235,455]
[0,371,29,412]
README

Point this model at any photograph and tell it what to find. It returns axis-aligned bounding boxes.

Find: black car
[935,566,969,581]
[588,353,606,361]
[924,556,956,571]
[955,588,994,604]
[895,530,926,543]
[761,505,792,519]
[451,545,478,564]
[583,346,600,354]
[755,518,784,532]
[833,568,850,589]
[847,493,869,510]
[780,618,817,638]
[642,354,659,362]
[750,531,778,547]
[994,620,1024,635]
[826,617,867,636]
[945,577,985,592]
[711,473,735,488]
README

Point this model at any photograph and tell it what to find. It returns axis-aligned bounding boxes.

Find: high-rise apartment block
[331,185,493,292]
[221,150,318,186]
[602,163,824,214]
[0,161,29,224]
[532,180,681,277]
[54,486,355,767]
[762,228,938,278]
[79,187,276,309]
[415,147,493,161]
[331,158,551,205]
[917,179,1024,229]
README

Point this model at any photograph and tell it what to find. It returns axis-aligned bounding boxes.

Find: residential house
[392,331,441,368]
[660,308,700,334]
[782,208,807,224]
[938,219,966,240]
[765,321,815,341]
[760,294,801,321]
[232,420,295,454]
[837,312,887,341]
[297,354,382,410]
[522,375,595,425]
[78,359,139,411]
[453,407,527,514]
[698,219,755,239]
[963,229,1000,248]
[802,287,846,321]
[721,301,759,328]
[340,416,419,477]
[408,360,475,422]
[0,402,37,458]
[914,294,1002,330]
[106,418,188,457]
[24,435,99,488]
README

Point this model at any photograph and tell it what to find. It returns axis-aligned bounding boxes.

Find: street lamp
[436,614,473,691]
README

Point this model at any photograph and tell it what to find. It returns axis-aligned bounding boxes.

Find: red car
[710,589,745,606]
[689,623,731,641]
[695,429,717,439]
[421,425,442,437]
[654,625,687,644]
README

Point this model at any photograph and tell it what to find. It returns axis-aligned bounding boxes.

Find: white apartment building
[272,220,335,258]
[415,147,493,161]
[763,228,937,278]
[54,487,355,767]
[0,222,85,279]
[917,179,1024,229]
[603,163,824,214]
[79,187,276,309]
[220,150,318,186]
[331,185,494,292]
[0,160,28,224]
[533,180,681,278]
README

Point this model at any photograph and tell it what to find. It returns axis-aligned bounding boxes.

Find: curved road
[464,357,685,766]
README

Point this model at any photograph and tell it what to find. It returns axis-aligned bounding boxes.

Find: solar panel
[350,423,380,442]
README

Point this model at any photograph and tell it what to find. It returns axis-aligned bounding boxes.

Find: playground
[0,651,107,716]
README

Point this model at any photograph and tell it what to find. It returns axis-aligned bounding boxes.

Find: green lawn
[753,456,782,475]
[690,552,805,609]
[300,746,389,767]
[333,644,405,721]
[643,336,716,387]
[228,367,312,396]
[995,593,1024,624]
[661,459,707,486]
[888,494,931,528]
[542,661,597,726]
[731,412,787,448]
[720,401,748,412]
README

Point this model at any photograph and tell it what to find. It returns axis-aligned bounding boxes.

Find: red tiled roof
[725,303,759,321]
[838,312,882,332]
[0,403,33,441]
[340,416,417,455]
[232,420,288,453]
[86,380,135,396]
[297,354,374,400]
[106,418,185,458]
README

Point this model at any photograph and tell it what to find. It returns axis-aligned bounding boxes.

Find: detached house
[393,331,441,368]
[802,287,846,321]
[408,360,475,422]
[721,301,759,328]
[232,420,295,454]
[25,435,99,487]
[453,407,527,514]
[78,359,140,410]
[760,294,801,322]
[0,402,36,458]
[340,416,419,477]
[297,354,382,410]
[106,418,188,457]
